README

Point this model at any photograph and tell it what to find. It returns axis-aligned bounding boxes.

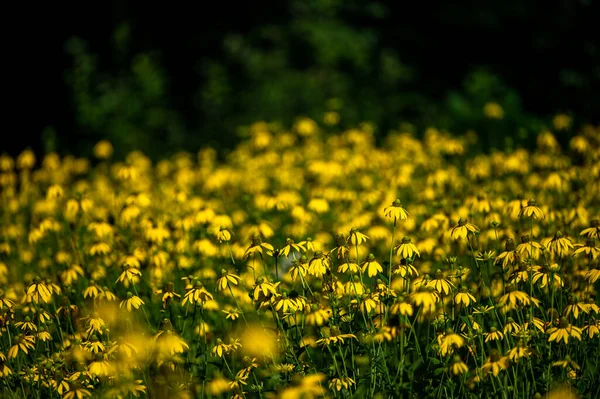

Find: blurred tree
[59,0,599,158]
[65,26,187,159]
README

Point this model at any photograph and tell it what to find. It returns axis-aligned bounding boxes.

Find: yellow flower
[207,376,231,396]
[383,199,410,222]
[15,316,37,332]
[358,293,380,314]
[506,340,535,362]
[240,325,278,358]
[17,148,36,169]
[481,349,509,377]
[515,234,542,260]
[360,254,382,278]
[182,281,214,306]
[36,328,52,342]
[546,231,574,258]
[0,290,15,310]
[289,258,309,281]
[532,263,563,288]
[274,293,299,313]
[448,355,468,376]
[547,318,582,344]
[518,199,544,219]
[316,327,357,346]
[564,298,589,320]
[88,354,113,377]
[216,226,233,242]
[279,238,306,259]
[495,238,518,269]
[347,228,369,246]
[483,102,504,119]
[26,277,53,304]
[427,270,454,296]
[85,336,105,354]
[585,266,600,284]
[306,306,331,326]
[307,198,330,214]
[329,376,356,391]
[8,334,36,359]
[215,269,242,291]
[454,287,476,307]
[63,383,92,399]
[0,359,12,377]
[156,281,181,308]
[392,259,419,278]
[284,373,327,399]
[411,287,438,314]
[498,287,531,310]
[437,330,465,356]
[211,338,231,358]
[450,218,479,240]
[579,219,599,239]
[390,297,413,316]
[395,236,420,259]
[552,355,580,371]
[337,258,360,274]
[89,242,111,256]
[93,140,113,159]
[323,111,340,126]
[60,264,85,286]
[573,238,600,259]
[252,278,279,302]
[307,251,330,278]
[552,113,572,131]
[222,308,241,321]
[583,319,600,338]
[484,327,504,342]
[243,235,274,260]
[47,184,64,200]
[119,293,145,312]
[116,265,142,285]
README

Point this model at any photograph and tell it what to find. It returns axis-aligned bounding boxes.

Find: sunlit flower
[347,228,369,246]
[547,318,582,344]
[546,231,574,258]
[519,199,544,219]
[308,251,331,278]
[481,349,509,377]
[8,334,35,359]
[427,270,454,296]
[580,219,599,239]
[454,287,476,307]
[448,355,468,376]
[329,376,356,392]
[361,254,383,278]
[450,218,479,240]
[279,238,306,258]
[243,235,274,260]
[119,292,145,312]
[26,277,53,304]
[182,281,214,306]
[438,329,465,356]
[215,269,242,291]
[383,199,410,222]
[573,238,600,259]
[395,236,420,259]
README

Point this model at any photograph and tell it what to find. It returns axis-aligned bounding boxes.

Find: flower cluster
[0,121,599,398]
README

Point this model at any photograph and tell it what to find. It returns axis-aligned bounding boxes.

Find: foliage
[59,0,599,158]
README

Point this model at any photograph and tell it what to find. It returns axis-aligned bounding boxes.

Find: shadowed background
[6,0,600,159]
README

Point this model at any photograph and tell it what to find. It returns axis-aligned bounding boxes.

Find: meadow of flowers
[0,120,599,399]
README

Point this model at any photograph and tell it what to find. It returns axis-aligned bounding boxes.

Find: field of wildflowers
[0,119,599,398]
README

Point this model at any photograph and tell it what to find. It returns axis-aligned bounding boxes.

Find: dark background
[6,0,600,159]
